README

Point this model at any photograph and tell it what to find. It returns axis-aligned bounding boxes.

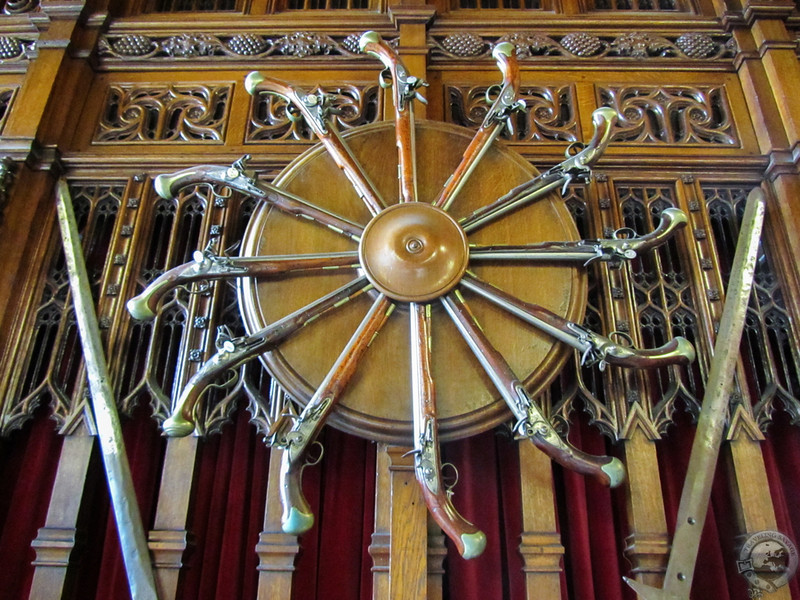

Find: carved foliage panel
[599,85,738,146]
[94,83,232,143]
[446,84,578,142]
[247,83,383,142]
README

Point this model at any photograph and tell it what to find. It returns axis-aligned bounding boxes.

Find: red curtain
[4,406,800,600]
[0,408,63,600]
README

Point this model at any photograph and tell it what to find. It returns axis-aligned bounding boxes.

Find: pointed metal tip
[623,576,672,600]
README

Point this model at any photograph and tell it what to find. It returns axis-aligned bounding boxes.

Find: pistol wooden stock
[459,107,617,233]
[359,31,421,204]
[433,42,521,211]
[410,303,486,559]
[279,296,394,534]
[162,277,371,437]
[127,251,360,320]
[468,207,688,265]
[442,293,626,488]
[153,164,364,242]
[461,274,695,370]
[245,71,385,215]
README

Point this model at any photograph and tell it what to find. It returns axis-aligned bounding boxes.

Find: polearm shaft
[624,188,766,600]
[55,179,159,600]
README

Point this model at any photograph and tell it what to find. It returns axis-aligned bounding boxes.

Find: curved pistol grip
[583,107,618,167]
[280,454,315,535]
[126,268,186,320]
[526,425,626,487]
[358,31,390,67]
[126,292,158,321]
[605,336,696,369]
[491,42,520,91]
[626,208,688,254]
[244,70,266,96]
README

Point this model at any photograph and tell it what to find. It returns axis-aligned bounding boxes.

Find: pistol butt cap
[492,42,515,60]
[601,457,626,488]
[126,296,156,321]
[282,507,315,535]
[244,71,266,96]
[153,174,175,200]
[662,207,688,228]
[675,336,696,364]
[593,106,619,126]
[460,531,487,559]
[162,415,195,437]
[358,31,381,52]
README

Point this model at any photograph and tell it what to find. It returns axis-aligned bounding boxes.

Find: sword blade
[55,179,159,600]
[624,188,766,599]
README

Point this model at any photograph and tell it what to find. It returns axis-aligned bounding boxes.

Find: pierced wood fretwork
[446,84,578,142]
[599,85,738,146]
[1,183,124,434]
[247,84,382,142]
[94,84,231,143]
[703,185,800,431]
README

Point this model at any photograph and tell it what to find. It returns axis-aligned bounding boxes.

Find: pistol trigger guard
[378,68,393,89]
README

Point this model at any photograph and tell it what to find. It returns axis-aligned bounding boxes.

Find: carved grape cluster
[561,32,603,57]
[226,34,268,56]
[676,33,717,59]
[441,33,486,57]
[111,35,155,57]
[0,36,23,60]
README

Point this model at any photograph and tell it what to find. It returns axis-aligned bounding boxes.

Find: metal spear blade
[623,188,766,600]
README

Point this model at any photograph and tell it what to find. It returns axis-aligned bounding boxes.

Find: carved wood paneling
[94,84,231,143]
[97,32,370,62]
[599,85,738,146]
[446,84,577,142]
[430,32,736,62]
[247,84,382,142]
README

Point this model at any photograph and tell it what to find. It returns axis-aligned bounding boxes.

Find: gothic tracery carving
[94,84,231,143]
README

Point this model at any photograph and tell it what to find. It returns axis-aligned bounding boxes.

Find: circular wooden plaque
[239,121,585,444]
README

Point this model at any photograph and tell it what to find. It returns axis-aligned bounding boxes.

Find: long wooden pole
[55,179,159,600]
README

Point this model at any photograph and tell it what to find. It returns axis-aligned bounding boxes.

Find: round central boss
[359,202,469,302]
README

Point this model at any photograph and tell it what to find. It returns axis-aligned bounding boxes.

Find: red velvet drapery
[2,405,799,599]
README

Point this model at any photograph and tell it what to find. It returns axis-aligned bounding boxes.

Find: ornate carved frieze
[599,85,738,145]
[430,32,736,62]
[247,84,382,142]
[94,84,231,143]
[97,32,382,63]
[446,84,578,142]
[0,35,36,68]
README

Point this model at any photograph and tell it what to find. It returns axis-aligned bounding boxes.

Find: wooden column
[28,432,94,600]
[518,442,564,600]
[620,431,670,588]
[147,436,199,600]
[255,450,299,600]
[370,444,429,600]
